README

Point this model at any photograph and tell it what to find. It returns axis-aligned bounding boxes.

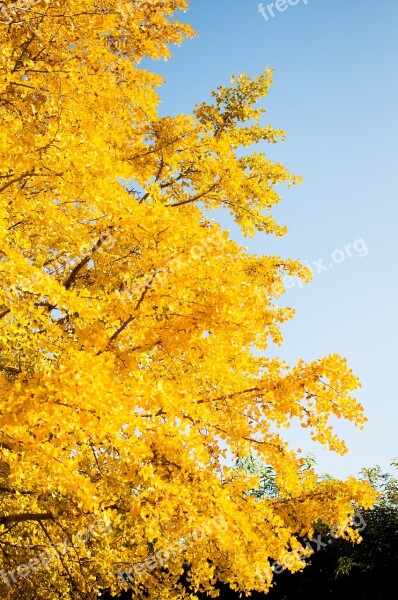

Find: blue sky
[148,0,398,478]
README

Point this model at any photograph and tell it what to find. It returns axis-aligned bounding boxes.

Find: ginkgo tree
[0,1,375,598]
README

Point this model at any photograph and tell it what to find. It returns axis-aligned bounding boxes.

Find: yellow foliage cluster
[0,1,375,598]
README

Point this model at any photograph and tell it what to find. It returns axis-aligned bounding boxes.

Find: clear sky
[148,0,398,478]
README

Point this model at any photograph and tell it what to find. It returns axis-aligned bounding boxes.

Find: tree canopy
[0,1,375,598]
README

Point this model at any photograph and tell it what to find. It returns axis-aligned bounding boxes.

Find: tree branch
[97,271,157,354]
[0,512,53,526]
[0,171,36,195]
[0,486,31,496]
[0,308,10,320]
[168,183,218,207]
[64,232,111,290]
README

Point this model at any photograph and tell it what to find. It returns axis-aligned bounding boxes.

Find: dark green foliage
[103,461,398,599]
